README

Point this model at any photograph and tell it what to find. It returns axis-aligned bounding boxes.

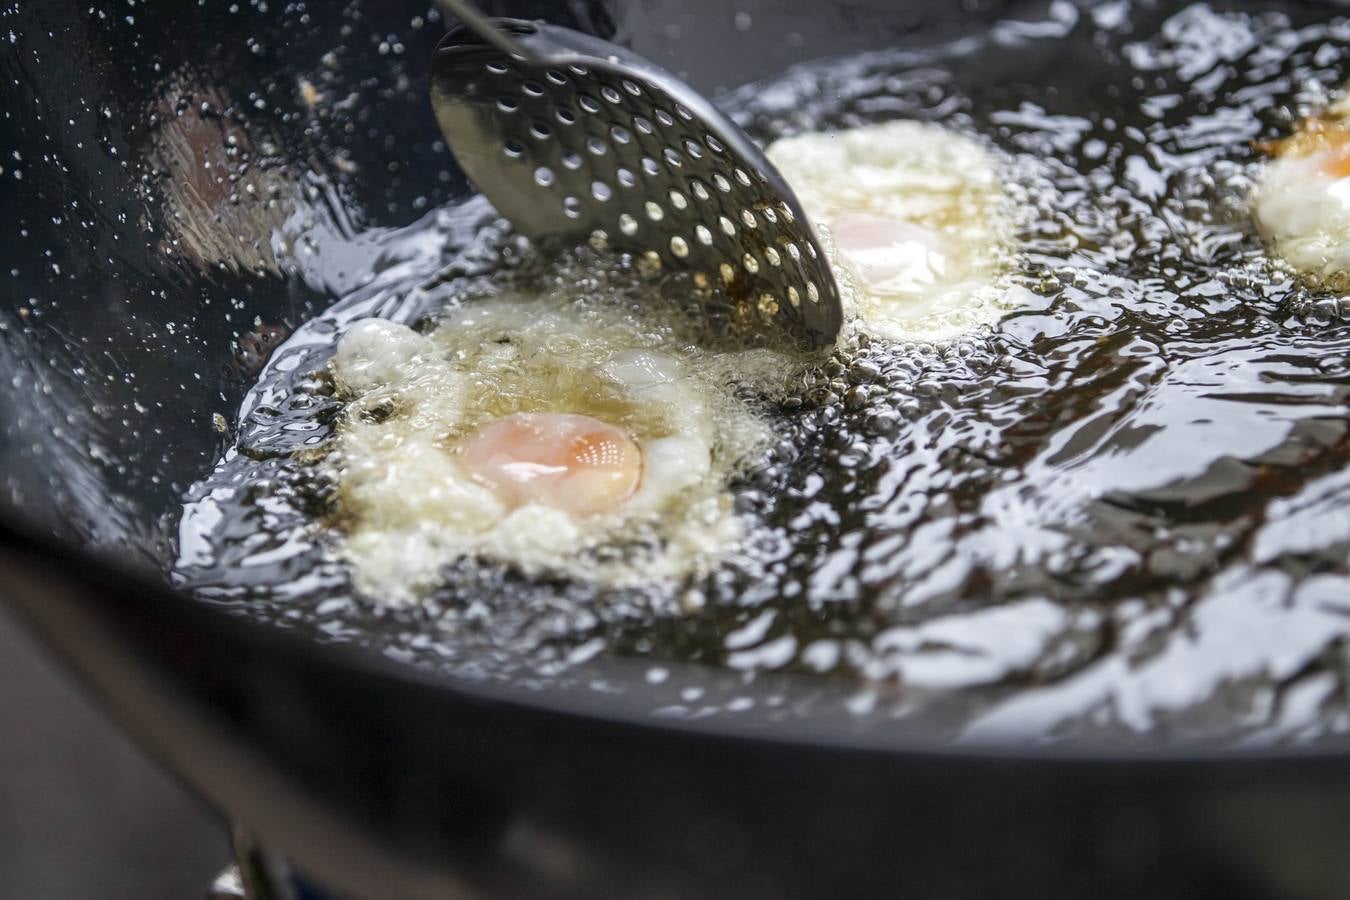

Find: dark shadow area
[0,605,228,900]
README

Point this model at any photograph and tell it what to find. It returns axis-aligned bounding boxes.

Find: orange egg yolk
[459,412,643,517]
[1322,136,1350,179]
[1263,115,1350,178]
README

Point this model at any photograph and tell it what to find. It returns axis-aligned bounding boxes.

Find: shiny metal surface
[430,17,844,348]
[209,866,248,900]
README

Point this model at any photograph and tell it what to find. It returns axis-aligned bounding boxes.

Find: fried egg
[1252,94,1350,287]
[328,294,784,607]
[766,120,1016,341]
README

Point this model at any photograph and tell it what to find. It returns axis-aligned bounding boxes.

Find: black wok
[3,1,1349,897]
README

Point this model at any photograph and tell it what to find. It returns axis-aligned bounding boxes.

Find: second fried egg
[767,120,1017,342]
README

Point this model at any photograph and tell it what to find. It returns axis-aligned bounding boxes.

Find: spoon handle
[433,0,545,64]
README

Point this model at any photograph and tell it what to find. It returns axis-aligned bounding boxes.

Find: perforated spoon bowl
[429,6,844,349]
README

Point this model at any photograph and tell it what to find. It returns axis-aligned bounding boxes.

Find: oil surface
[175,1,1350,748]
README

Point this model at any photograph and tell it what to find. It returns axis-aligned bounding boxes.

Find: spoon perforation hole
[638,250,662,275]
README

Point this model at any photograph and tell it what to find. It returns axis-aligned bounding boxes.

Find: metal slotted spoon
[429,1,844,349]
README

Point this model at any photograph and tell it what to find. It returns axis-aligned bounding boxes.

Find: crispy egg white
[767,120,1018,341]
[328,296,783,607]
[1252,96,1350,287]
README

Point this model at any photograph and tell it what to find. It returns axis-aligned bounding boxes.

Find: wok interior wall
[0,0,1010,569]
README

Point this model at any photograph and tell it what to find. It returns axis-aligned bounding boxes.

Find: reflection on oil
[146,77,293,276]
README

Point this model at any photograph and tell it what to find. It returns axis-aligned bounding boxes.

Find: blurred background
[0,608,228,899]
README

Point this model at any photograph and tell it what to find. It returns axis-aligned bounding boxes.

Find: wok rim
[4,496,1348,769]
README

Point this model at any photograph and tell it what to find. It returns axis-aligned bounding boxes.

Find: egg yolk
[1321,136,1350,179]
[830,211,946,294]
[1263,115,1350,178]
[458,412,643,517]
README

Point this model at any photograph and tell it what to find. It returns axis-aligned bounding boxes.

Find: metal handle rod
[433,0,546,64]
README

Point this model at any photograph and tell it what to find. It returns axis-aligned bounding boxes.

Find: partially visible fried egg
[328,296,785,607]
[1252,94,1350,287]
[766,120,1018,342]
